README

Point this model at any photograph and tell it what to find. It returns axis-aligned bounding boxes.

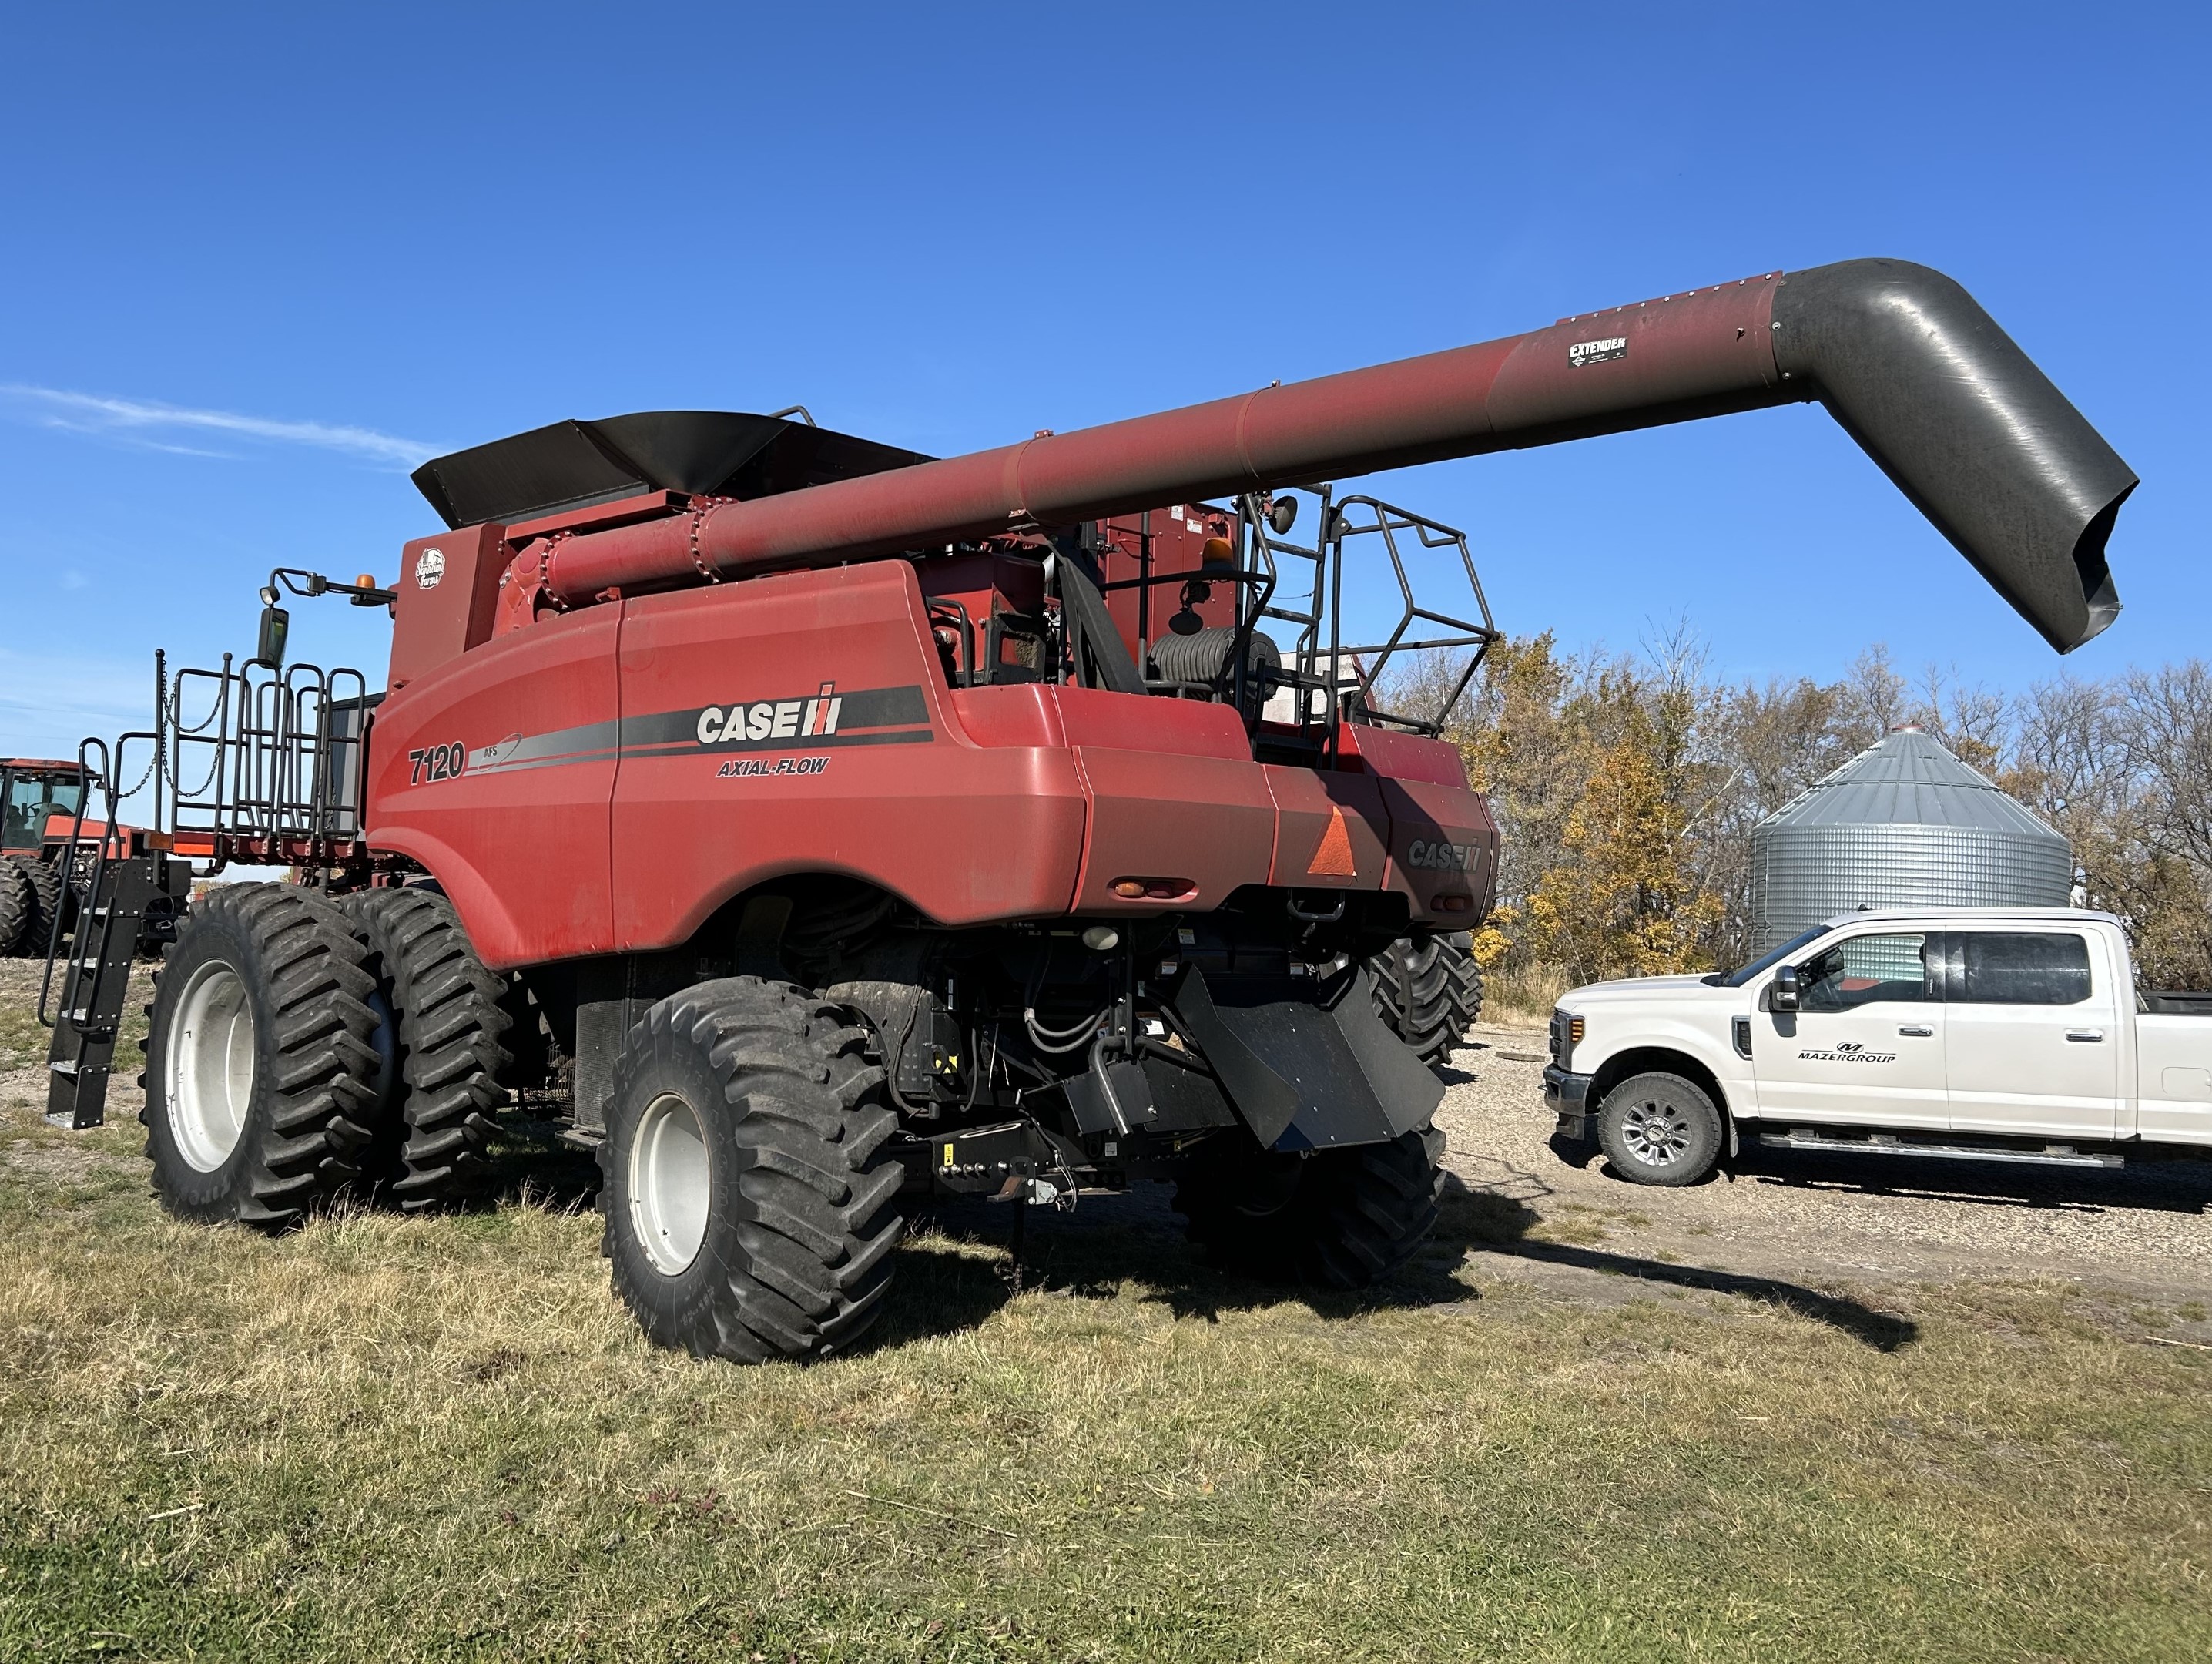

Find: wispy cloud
[0,384,437,469]
[0,646,163,767]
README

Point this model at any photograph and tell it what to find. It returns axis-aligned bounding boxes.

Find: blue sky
[2,2,2202,758]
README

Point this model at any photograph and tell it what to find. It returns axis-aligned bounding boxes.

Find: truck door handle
[2066,1030,2104,1043]
[1897,1025,1933,1037]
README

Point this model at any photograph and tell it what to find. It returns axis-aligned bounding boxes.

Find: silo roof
[1760,727,2063,838]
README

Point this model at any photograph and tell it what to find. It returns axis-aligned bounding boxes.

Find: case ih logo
[441,683,933,783]
[1406,838,1480,872]
[696,683,844,746]
[669,682,932,755]
[1568,336,1628,367]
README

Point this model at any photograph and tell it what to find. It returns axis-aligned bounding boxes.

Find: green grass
[1,991,2207,1659]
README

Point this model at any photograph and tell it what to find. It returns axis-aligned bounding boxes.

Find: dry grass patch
[0,987,2207,1659]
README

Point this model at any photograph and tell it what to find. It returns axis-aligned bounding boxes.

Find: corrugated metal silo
[1749,725,2073,950]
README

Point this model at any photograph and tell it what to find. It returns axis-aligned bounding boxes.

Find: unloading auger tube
[531,258,2133,653]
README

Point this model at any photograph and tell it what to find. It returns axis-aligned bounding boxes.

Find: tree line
[1386,636,2212,1002]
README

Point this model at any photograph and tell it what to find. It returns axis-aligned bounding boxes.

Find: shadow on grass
[1473,1236,1920,1352]
[871,1169,1917,1354]
[482,1103,603,1211]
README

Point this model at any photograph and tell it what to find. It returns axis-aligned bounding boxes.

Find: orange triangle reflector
[1307,806,1358,877]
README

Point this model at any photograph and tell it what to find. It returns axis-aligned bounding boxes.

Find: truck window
[1800,932,1935,1011]
[1956,932,2092,1006]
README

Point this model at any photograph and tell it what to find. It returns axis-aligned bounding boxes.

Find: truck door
[1944,928,2121,1139]
[1754,931,1946,1129]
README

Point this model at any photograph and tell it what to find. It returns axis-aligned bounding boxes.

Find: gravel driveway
[1440,1019,2212,1310]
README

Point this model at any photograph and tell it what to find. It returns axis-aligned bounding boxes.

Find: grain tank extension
[72,257,2130,1364]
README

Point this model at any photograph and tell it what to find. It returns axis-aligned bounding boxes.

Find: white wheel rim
[166,960,256,1173]
[629,1092,711,1275]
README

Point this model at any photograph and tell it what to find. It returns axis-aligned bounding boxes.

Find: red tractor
[55,259,2133,1364]
[2,758,89,957]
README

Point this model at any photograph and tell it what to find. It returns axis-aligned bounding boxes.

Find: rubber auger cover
[1171,964,1444,1151]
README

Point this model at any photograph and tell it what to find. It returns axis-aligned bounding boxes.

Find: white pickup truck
[1543,908,2212,1186]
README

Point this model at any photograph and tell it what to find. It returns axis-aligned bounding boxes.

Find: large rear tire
[342,888,512,1209]
[141,884,384,1227]
[599,978,905,1363]
[1175,1123,1446,1289]
[1368,931,1483,1069]
[0,860,30,956]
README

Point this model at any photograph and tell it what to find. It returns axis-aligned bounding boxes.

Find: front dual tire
[142,885,384,1226]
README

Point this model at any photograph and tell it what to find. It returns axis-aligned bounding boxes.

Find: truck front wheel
[599,978,905,1364]
[1597,1072,1722,1186]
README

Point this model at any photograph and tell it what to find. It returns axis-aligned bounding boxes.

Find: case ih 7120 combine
[45,260,2133,1363]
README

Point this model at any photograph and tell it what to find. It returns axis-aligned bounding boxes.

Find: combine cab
[53,258,2135,1364]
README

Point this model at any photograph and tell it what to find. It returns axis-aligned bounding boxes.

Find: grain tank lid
[1759,727,2064,837]
[409,411,934,531]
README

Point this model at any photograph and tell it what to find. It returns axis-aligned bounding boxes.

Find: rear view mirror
[256,604,290,666]
[1771,965,1801,1012]
[1267,496,1298,535]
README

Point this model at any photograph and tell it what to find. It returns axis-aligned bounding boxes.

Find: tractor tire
[8,857,67,958]
[599,977,905,1364]
[1368,931,1483,1069]
[0,859,31,956]
[342,888,512,1210]
[1175,1123,1446,1290]
[140,884,385,1228]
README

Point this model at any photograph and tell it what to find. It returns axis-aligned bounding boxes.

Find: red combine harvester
[48,259,2133,1364]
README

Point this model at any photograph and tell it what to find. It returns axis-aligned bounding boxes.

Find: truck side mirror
[256,603,290,666]
[1771,965,1801,1011]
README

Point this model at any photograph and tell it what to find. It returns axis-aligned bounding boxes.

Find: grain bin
[1750,726,2072,950]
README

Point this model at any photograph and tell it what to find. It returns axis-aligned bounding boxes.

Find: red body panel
[368,607,622,968]
[1264,765,1390,890]
[608,563,1085,950]
[388,524,507,693]
[366,559,1498,971]
[1338,725,1499,917]
[1071,746,1275,909]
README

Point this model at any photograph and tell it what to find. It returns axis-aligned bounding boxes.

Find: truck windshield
[1708,926,1831,988]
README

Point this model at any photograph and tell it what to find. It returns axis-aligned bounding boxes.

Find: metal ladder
[38,736,188,1129]
[42,854,183,1129]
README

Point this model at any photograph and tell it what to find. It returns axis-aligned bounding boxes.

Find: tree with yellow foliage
[1523,702,1724,982]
